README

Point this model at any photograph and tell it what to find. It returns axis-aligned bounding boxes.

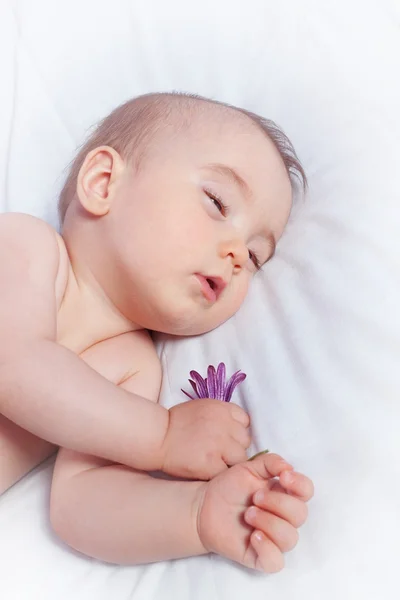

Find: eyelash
[204,189,262,270]
[204,188,230,217]
[248,250,262,270]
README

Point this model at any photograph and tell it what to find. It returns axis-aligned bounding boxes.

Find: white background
[0,1,399,598]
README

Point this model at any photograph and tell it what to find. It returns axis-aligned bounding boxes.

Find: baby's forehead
[188,111,277,165]
[172,114,270,167]
[187,104,260,137]
[143,106,266,171]
[135,98,291,194]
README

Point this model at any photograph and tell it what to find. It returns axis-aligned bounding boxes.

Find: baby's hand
[196,453,314,573]
[160,398,251,479]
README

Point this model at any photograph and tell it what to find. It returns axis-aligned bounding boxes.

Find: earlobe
[76,146,123,217]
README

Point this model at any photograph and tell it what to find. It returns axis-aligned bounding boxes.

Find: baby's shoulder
[0,212,68,298]
[0,212,61,277]
[0,212,57,243]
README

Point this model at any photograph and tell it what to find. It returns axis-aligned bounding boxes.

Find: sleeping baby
[0,92,313,573]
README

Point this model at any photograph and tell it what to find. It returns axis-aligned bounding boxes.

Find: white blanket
[0,0,399,598]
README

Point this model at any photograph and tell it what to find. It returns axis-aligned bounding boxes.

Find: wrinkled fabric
[0,0,399,598]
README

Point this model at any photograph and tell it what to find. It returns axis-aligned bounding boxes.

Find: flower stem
[248,449,269,461]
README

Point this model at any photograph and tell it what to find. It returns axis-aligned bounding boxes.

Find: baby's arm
[50,348,208,563]
[51,383,313,569]
[0,214,168,470]
[48,304,313,570]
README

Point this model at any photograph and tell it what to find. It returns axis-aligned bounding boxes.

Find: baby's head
[59,93,306,336]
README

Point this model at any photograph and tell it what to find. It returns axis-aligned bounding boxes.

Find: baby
[0,92,313,573]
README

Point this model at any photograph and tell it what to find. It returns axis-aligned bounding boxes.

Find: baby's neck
[57,234,141,354]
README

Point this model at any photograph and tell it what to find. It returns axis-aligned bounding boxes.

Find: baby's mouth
[195,274,226,303]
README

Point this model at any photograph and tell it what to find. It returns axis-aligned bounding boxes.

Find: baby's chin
[136,290,235,336]
[149,311,230,337]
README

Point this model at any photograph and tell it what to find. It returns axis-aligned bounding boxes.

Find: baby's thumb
[248,452,293,480]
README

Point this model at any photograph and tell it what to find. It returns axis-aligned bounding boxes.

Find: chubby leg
[0,414,56,495]
[50,449,313,571]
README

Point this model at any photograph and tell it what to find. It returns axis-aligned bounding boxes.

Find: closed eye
[204,189,229,217]
[248,249,262,270]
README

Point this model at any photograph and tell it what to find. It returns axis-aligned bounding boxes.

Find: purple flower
[181,362,246,402]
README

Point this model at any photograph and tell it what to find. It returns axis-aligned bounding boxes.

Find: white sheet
[1,0,399,598]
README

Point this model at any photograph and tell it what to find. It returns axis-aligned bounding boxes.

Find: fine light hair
[58,92,307,224]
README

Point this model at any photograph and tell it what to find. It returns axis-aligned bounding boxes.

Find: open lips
[196,274,226,302]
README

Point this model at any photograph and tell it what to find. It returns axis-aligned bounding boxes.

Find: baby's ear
[76,146,124,216]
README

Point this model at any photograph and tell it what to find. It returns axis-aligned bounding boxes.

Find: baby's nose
[220,238,248,269]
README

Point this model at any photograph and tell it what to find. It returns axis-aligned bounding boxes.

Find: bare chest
[54,237,160,390]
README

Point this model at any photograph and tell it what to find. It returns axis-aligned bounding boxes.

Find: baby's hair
[58,92,307,224]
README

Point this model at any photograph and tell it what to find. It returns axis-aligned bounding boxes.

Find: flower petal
[183,364,247,403]
[207,365,217,399]
[181,388,195,400]
[188,379,200,398]
[189,370,208,398]
[216,363,226,400]
[224,371,247,402]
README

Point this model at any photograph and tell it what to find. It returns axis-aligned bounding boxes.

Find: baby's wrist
[191,482,210,556]
[148,403,170,471]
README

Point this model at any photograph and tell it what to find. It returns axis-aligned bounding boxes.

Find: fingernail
[282,470,294,484]
[254,490,264,504]
[254,531,263,543]
[246,506,258,522]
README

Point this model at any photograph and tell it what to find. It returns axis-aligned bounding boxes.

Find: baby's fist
[160,398,251,480]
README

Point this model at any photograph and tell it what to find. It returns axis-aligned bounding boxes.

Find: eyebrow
[204,163,251,199]
[204,162,277,263]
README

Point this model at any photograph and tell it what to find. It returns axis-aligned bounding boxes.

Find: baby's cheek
[224,280,249,318]
[234,277,250,307]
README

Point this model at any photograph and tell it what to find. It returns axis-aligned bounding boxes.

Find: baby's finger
[223,441,248,466]
[245,506,299,553]
[228,403,250,427]
[230,422,252,449]
[279,470,314,502]
[199,456,228,480]
[249,530,285,573]
[253,489,308,528]
[248,453,294,480]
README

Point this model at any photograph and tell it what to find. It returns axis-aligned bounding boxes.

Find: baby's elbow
[50,478,101,560]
